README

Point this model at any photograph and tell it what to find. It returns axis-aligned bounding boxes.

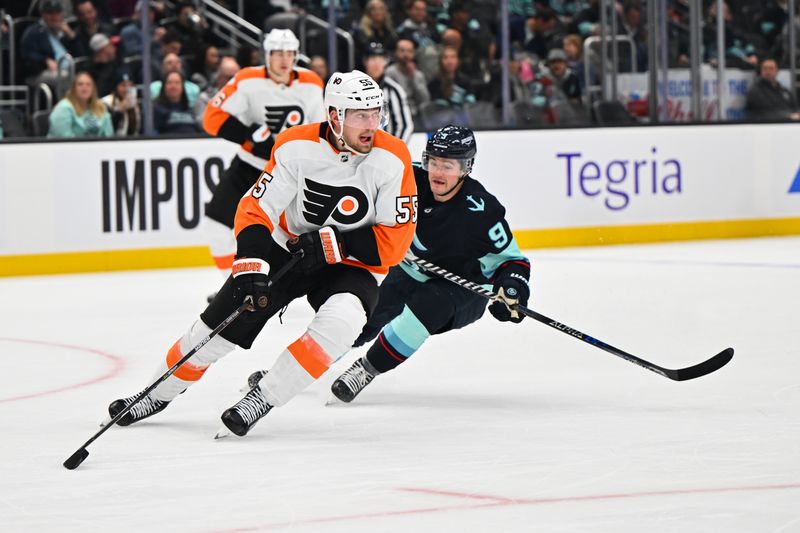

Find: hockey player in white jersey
[203,29,325,275]
[107,70,418,438]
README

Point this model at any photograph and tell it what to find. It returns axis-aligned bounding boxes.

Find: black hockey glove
[247,124,275,160]
[286,226,346,273]
[231,258,271,311]
[488,276,530,323]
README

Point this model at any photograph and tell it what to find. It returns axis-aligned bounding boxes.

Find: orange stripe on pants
[213,253,235,270]
[165,339,209,381]
[287,333,331,379]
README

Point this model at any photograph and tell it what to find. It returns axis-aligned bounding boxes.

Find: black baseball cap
[40,0,64,14]
[364,42,388,58]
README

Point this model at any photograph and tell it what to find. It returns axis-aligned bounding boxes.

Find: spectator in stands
[706,1,759,70]
[191,45,221,90]
[235,45,261,68]
[385,37,431,120]
[745,58,800,121]
[621,1,648,72]
[119,1,168,59]
[88,33,127,97]
[47,71,113,138]
[524,7,565,62]
[147,30,183,80]
[543,48,582,106]
[73,0,116,58]
[101,72,141,136]
[396,0,437,49]
[193,56,240,124]
[150,53,200,107]
[428,45,476,108]
[164,1,214,57]
[153,71,202,134]
[353,0,398,69]
[108,0,139,18]
[363,43,414,142]
[309,55,330,84]
[446,2,493,84]
[20,0,82,86]
[543,47,586,123]
[563,33,587,89]
[570,0,602,38]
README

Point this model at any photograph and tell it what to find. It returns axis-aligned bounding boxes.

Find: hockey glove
[286,226,346,273]
[231,258,271,311]
[247,124,275,160]
[488,276,530,323]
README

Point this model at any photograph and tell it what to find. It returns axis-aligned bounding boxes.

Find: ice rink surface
[1,237,799,532]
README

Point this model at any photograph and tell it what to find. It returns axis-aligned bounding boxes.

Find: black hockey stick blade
[667,347,734,381]
[63,448,89,470]
[403,256,735,382]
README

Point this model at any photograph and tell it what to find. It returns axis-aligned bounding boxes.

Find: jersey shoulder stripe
[265,122,324,171]
[373,129,412,166]
[233,66,267,83]
[293,68,324,89]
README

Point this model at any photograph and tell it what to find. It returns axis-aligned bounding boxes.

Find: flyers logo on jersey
[264,105,305,133]
[302,178,369,225]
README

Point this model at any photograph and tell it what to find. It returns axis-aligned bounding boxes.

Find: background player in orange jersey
[202,29,324,277]
[108,70,418,438]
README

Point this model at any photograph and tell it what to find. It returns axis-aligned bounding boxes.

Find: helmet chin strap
[437,173,467,198]
[329,118,370,156]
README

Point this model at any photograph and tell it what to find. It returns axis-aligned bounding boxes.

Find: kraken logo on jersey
[264,105,305,133]
[302,178,369,225]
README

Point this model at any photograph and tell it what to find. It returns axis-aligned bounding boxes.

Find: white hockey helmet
[324,70,387,135]
[262,29,299,68]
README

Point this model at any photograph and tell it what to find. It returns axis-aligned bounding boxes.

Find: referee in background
[363,42,414,143]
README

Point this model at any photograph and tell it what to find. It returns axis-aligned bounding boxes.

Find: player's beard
[341,128,375,154]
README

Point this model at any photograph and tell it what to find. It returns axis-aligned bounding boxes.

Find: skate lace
[128,395,163,419]
[235,389,270,425]
[340,360,374,394]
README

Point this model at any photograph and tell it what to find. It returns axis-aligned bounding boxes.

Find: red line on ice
[207,482,800,532]
[0,337,125,403]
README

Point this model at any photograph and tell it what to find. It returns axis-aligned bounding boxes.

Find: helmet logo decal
[264,105,304,132]
[302,178,369,225]
[332,77,342,85]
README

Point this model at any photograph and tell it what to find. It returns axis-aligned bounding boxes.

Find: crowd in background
[1,0,798,139]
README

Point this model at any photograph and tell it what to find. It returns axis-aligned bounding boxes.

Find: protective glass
[342,107,389,129]
[422,153,469,176]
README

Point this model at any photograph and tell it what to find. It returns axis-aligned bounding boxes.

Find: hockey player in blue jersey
[327,124,532,402]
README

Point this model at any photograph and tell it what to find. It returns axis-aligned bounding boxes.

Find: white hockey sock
[259,293,366,406]
[151,319,237,402]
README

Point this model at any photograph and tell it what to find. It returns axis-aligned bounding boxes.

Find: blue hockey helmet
[422,124,477,175]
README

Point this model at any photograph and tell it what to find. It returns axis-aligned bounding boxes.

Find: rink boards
[1,123,799,276]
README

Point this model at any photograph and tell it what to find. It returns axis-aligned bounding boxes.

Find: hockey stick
[404,256,733,382]
[63,254,300,470]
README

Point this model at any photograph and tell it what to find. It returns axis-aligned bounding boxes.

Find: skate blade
[325,394,344,406]
[214,426,233,439]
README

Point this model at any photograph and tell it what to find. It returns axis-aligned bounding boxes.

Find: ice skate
[220,386,273,436]
[240,370,268,392]
[108,392,171,426]
[330,357,378,403]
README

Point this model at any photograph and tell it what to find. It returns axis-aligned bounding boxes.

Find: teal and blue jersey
[399,164,530,288]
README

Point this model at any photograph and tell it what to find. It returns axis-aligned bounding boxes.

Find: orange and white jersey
[234,122,418,278]
[203,66,325,170]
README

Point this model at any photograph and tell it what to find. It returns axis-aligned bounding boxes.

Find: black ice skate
[108,392,170,426]
[330,357,379,403]
[220,387,273,436]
